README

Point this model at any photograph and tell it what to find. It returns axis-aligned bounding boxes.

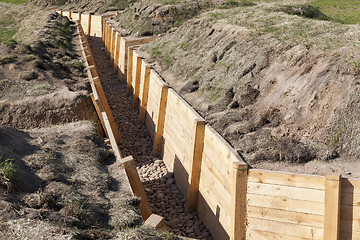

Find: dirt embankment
[137,3,360,175]
[0,10,93,129]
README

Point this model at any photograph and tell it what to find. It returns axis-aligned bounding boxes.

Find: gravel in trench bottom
[88,37,213,240]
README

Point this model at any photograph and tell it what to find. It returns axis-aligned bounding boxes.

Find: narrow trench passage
[88,36,212,240]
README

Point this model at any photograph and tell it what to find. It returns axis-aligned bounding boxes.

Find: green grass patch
[0,0,28,4]
[310,0,360,24]
[0,20,17,43]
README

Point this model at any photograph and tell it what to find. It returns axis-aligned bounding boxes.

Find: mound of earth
[0,9,93,129]
[139,2,360,175]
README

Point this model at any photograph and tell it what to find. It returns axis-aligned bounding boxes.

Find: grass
[0,20,17,43]
[0,156,17,182]
[0,0,28,4]
[310,0,360,24]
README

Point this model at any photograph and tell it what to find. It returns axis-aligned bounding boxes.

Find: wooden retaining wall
[63,11,360,240]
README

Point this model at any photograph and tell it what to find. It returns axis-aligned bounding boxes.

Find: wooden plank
[340,205,360,220]
[121,156,152,221]
[113,32,121,74]
[231,162,247,240]
[127,47,134,95]
[340,219,360,233]
[153,85,168,156]
[247,205,324,228]
[248,169,326,190]
[90,93,108,138]
[197,193,231,240]
[133,56,142,108]
[342,178,360,194]
[139,63,151,123]
[110,28,116,67]
[93,78,121,143]
[87,14,91,37]
[144,214,167,230]
[247,217,323,239]
[199,163,232,212]
[202,153,232,194]
[101,112,122,159]
[125,35,160,46]
[247,194,325,215]
[186,120,205,213]
[203,125,246,179]
[247,229,316,240]
[247,182,325,203]
[118,37,126,81]
[324,174,341,240]
[339,231,360,240]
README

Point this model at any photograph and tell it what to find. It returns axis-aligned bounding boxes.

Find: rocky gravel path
[88,37,212,240]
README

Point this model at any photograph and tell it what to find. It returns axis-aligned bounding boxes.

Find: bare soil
[134,1,360,177]
[0,121,141,239]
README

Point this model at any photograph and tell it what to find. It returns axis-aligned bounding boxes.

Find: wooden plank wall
[144,69,167,139]
[64,11,360,240]
[80,13,90,36]
[246,169,326,240]
[197,125,246,240]
[162,89,204,195]
[90,15,102,37]
[340,178,360,239]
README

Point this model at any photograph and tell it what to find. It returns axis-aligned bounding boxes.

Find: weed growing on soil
[0,55,16,64]
[353,60,360,75]
[0,156,17,182]
[0,20,17,43]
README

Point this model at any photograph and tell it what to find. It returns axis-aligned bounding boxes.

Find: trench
[87,36,212,239]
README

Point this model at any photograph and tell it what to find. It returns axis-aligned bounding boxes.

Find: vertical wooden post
[107,24,112,59]
[87,14,92,37]
[153,85,168,156]
[231,162,248,240]
[324,174,342,240]
[186,119,205,213]
[79,12,81,22]
[122,156,152,221]
[60,10,63,15]
[113,32,121,74]
[133,56,142,108]
[69,11,72,19]
[127,47,134,95]
[102,17,106,47]
[139,64,151,123]
[110,28,116,67]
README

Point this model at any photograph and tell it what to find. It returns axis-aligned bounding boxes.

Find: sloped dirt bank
[0,11,94,129]
[140,4,360,176]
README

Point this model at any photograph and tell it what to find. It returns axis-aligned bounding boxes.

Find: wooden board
[81,14,90,35]
[247,229,317,240]
[247,217,323,239]
[90,15,102,37]
[247,182,325,202]
[248,169,326,190]
[247,205,324,228]
[247,193,325,215]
